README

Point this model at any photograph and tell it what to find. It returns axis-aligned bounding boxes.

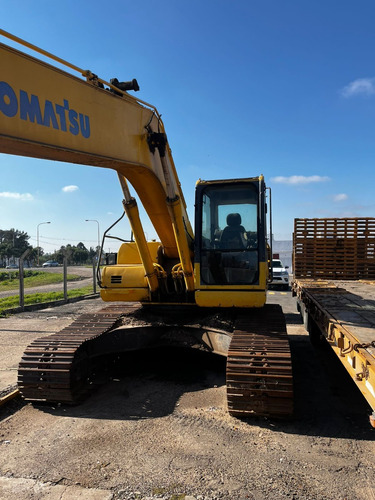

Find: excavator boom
[0,33,192,261]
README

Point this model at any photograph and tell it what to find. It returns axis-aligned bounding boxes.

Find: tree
[55,245,72,264]
[54,243,90,265]
[0,229,32,265]
[73,242,89,264]
[27,247,39,266]
[88,246,97,261]
[0,230,96,267]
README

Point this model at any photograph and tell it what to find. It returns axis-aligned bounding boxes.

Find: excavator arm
[0,31,194,295]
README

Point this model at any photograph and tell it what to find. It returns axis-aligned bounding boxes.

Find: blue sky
[1,1,375,254]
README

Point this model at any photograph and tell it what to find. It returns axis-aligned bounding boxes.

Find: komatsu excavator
[0,31,293,418]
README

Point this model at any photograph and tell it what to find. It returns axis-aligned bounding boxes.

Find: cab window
[199,184,259,285]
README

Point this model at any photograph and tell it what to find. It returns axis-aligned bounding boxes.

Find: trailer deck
[293,278,375,423]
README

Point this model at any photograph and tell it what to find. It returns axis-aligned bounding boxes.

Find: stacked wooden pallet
[293,217,375,279]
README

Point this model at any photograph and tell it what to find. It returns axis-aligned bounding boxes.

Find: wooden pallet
[293,218,375,280]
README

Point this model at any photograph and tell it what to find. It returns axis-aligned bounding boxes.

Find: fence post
[92,260,97,294]
[63,256,68,301]
[19,249,31,310]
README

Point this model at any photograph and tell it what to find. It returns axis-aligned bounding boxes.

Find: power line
[29,236,98,244]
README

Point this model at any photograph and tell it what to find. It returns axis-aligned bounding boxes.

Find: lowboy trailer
[292,217,375,426]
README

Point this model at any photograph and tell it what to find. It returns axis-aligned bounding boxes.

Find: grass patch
[0,286,95,315]
[0,270,80,290]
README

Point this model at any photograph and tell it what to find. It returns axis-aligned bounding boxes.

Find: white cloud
[333,193,348,202]
[0,191,33,201]
[270,175,330,185]
[341,78,375,97]
[62,185,79,193]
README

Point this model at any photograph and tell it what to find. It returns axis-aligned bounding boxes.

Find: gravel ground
[0,291,374,500]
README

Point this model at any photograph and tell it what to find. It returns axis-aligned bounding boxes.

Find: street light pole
[37,221,51,266]
[85,219,100,260]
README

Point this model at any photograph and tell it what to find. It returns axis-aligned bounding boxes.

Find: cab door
[194,177,268,308]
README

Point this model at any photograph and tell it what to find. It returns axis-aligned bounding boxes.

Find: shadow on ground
[37,346,226,420]
[34,326,375,441]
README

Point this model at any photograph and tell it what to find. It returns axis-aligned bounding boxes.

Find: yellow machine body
[194,263,268,308]
[100,242,161,302]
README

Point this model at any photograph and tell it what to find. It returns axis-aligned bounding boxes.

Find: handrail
[0,29,161,119]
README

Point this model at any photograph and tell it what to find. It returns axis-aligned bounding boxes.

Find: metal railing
[1,258,99,313]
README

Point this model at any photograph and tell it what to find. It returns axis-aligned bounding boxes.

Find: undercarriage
[18,303,293,418]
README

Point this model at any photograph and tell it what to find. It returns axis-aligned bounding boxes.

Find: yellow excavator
[0,30,293,418]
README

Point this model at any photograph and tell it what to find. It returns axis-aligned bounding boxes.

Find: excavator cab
[194,176,268,308]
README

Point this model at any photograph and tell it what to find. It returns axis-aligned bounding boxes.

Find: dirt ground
[0,291,374,500]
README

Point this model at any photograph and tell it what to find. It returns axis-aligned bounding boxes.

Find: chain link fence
[1,255,99,315]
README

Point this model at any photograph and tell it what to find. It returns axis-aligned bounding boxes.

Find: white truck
[270,259,290,290]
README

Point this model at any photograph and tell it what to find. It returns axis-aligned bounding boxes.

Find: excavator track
[19,302,293,419]
[227,304,293,418]
[18,305,137,403]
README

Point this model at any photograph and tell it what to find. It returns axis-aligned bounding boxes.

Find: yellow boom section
[0,34,193,260]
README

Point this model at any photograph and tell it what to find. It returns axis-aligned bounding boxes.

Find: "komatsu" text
[0,81,90,139]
